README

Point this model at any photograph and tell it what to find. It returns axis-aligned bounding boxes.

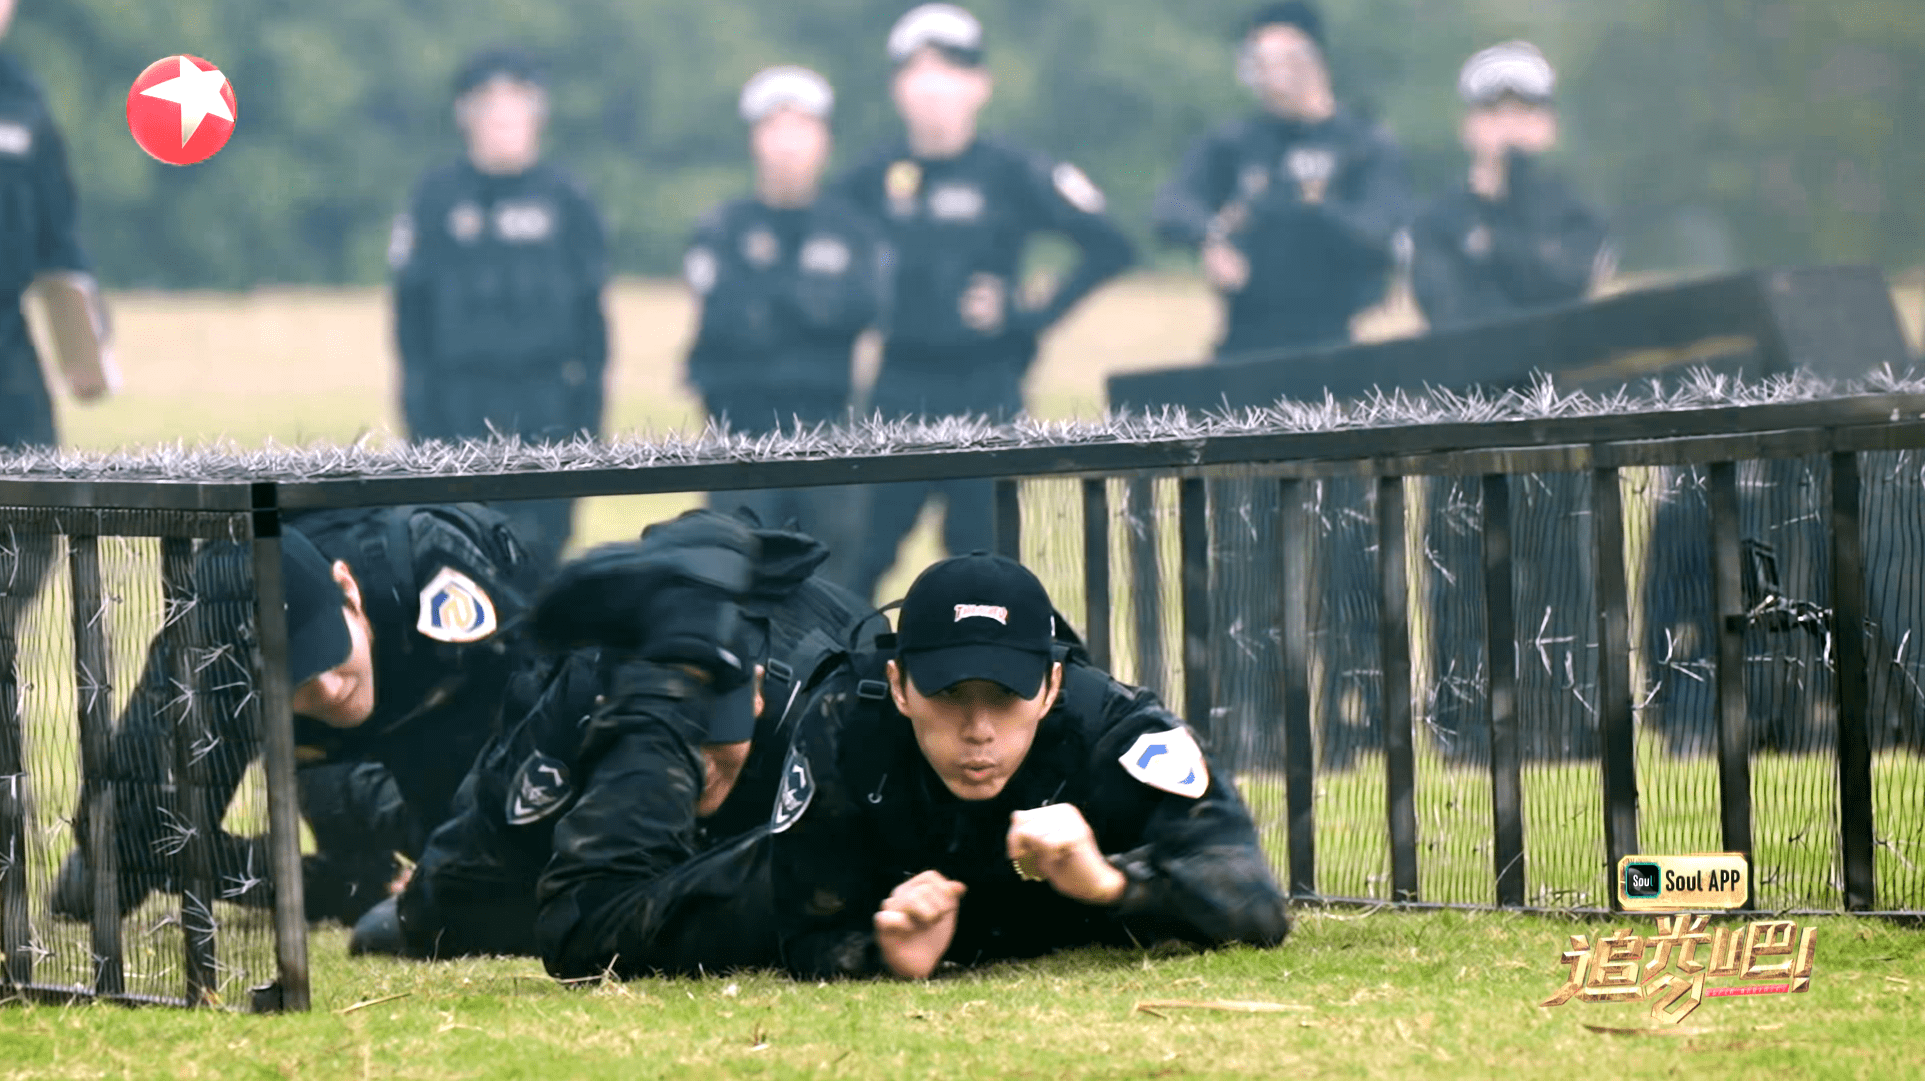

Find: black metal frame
[2,390,1921,1014]
[0,508,302,1013]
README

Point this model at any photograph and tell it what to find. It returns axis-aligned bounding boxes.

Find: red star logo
[126,55,237,166]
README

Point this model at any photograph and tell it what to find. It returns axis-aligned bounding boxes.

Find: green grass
[3,914,1921,1080]
[1247,749,1925,911]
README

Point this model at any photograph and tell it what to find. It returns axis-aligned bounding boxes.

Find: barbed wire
[2,368,1919,483]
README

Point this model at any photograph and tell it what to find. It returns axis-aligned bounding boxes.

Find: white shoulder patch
[386,213,415,269]
[416,565,499,644]
[1052,162,1106,214]
[770,745,815,834]
[684,246,719,295]
[1119,727,1208,799]
[0,121,33,157]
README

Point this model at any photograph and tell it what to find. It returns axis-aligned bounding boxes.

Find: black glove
[532,511,760,691]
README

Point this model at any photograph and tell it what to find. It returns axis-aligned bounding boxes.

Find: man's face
[751,107,831,196]
[1245,24,1326,114]
[891,48,991,149]
[458,76,546,173]
[1462,98,1559,160]
[289,562,378,729]
[889,659,1062,801]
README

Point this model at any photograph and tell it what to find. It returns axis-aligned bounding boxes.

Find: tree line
[12,0,1921,288]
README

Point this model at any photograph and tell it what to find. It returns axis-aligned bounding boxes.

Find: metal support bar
[1828,451,1876,911]
[1377,477,1419,903]
[1481,474,1525,907]
[1080,479,1112,670]
[0,537,29,987]
[1178,478,1211,743]
[1276,479,1317,899]
[1706,463,1755,908]
[68,535,123,996]
[1126,478,1165,699]
[1590,467,1640,906]
[993,478,1021,561]
[161,538,220,1005]
[247,494,309,1012]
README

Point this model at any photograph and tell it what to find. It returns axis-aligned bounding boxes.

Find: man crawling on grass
[528,549,1288,981]
[762,553,1292,979]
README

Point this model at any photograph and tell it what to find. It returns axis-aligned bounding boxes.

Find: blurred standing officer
[0,0,113,450]
[685,67,887,583]
[1409,41,1611,329]
[1153,1,1411,359]
[842,4,1134,602]
[1152,3,1410,771]
[0,0,114,660]
[390,47,609,576]
[1415,43,1614,764]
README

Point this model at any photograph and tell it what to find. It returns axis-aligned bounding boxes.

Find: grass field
[2,914,1922,1080]
[7,275,1925,1075]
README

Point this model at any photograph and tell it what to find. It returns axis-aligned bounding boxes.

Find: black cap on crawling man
[278,525,382,728]
[893,551,1057,699]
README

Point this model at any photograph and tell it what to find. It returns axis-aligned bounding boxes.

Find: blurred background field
[32,273,1924,604]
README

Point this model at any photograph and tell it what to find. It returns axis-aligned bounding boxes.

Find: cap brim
[705,682,758,744]
[904,644,1050,699]
[287,605,352,690]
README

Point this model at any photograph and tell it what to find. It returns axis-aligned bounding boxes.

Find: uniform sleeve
[30,103,88,273]
[681,209,731,391]
[1483,162,1610,310]
[1311,127,1415,263]
[533,660,719,979]
[1091,684,1291,949]
[567,181,610,374]
[1151,129,1237,249]
[410,507,533,635]
[1009,153,1135,338]
[1409,206,1483,331]
[770,695,891,979]
[391,183,437,389]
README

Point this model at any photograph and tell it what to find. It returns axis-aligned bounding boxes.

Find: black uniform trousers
[704,380,862,588]
[404,367,601,578]
[851,343,1028,602]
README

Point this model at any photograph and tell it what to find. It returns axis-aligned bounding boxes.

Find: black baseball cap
[896,552,1055,698]
[282,526,353,690]
[705,616,769,744]
[453,46,546,98]
[1243,1,1324,47]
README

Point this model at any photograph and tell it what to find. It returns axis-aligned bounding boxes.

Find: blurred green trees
[9,0,1921,288]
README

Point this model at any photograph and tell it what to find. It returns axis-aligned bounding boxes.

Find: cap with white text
[1458,40,1556,107]
[887,4,985,68]
[896,552,1054,698]
[740,66,835,124]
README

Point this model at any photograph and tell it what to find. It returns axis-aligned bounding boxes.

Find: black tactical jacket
[771,648,1290,979]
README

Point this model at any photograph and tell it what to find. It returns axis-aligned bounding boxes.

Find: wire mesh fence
[0,510,284,1009]
[5,384,1925,1016]
[961,400,1925,917]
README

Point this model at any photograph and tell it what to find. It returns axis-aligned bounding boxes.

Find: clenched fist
[1007,803,1126,906]
[875,870,968,980]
